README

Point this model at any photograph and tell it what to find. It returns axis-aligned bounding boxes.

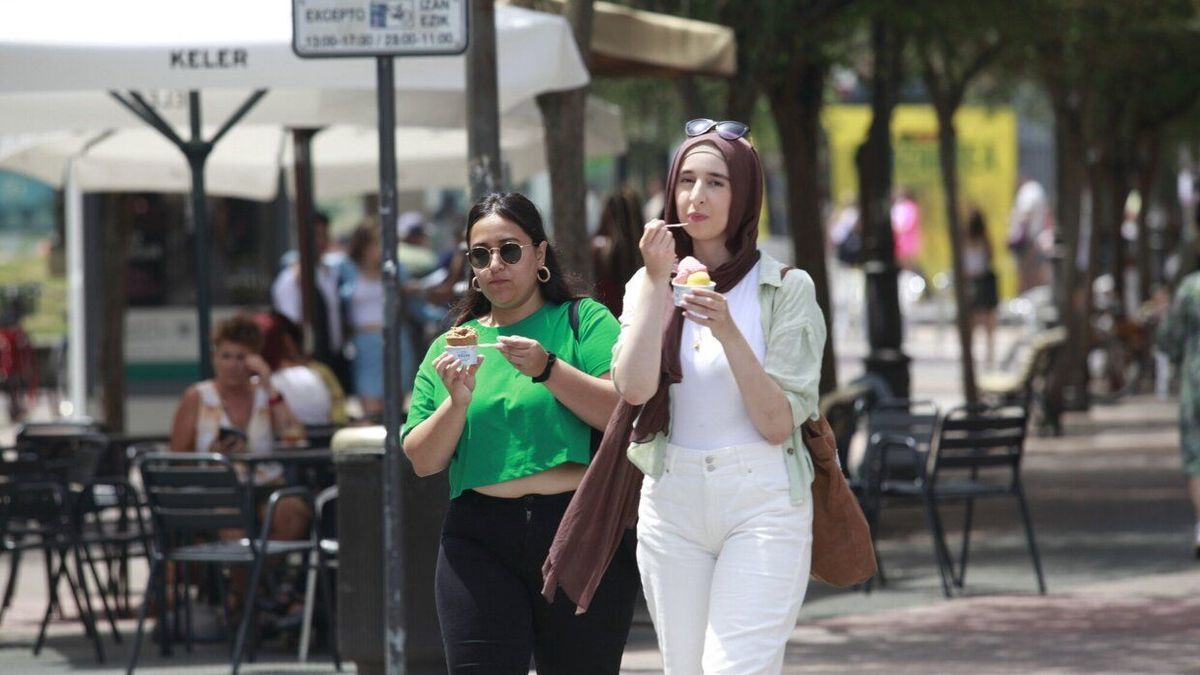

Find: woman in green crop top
[402,192,638,674]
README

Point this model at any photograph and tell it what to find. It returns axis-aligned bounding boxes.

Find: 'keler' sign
[292,0,468,58]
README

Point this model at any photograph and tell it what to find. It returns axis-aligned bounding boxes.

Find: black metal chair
[298,485,341,669]
[72,478,152,619]
[860,399,940,588]
[1,452,109,661]
[128,453,319,675]
[872,404,1046,597]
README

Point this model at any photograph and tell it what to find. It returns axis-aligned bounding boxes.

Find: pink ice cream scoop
[673,256,707,285]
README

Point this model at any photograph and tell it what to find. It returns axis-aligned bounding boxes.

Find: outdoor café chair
[298,484,341,669]
[72,477,152,620]
[860,399,940,587]
[1,452,109,662]
[128,453,320,675]
[870,404,1047,597]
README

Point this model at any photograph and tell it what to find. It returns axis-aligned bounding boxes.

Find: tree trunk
[855,17,909,400]
[933,105,978,403]
[100,195,133,433]
[1048,96,1086,417]
[675,75,705,120]
[766,62,837,395]
[535,0,594,282]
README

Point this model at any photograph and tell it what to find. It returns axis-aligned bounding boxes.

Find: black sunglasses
[466,242,535,269]
[685,118,751,141]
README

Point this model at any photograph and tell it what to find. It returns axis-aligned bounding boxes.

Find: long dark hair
[595,186,644,288]
[451,192,584,326]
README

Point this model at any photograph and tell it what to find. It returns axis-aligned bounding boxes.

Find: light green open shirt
[614,252,826,505]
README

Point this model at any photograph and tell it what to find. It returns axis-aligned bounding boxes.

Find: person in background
[256,310,347,428]
[1155,242,1200,559]
[402,192,638,674]
[592,187,645,318]
[964,208,999,368]
[1008,177,1051,293]
[168,313,310,540]
[397,210,439,278]
[343,221,391,420]
[271,211,351,391]
[891,187,923,272]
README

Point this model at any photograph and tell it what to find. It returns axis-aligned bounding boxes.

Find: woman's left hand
[682,288,739,343]
[496,335,549,378]
[245,353,272,383]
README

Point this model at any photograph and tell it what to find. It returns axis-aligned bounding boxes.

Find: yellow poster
[823,104,1018,299]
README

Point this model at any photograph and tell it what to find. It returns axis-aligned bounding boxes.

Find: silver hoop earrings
[537,266,551,283]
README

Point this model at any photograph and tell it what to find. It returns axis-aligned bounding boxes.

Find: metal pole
[65,161,86,417]
[466,0,501,198]
[376,55,406,675]
[187,91,213,379]
[291,129,319,354]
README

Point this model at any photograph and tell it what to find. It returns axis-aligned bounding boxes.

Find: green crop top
[402,298,619,499]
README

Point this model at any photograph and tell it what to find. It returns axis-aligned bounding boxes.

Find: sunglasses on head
[466,241,535,269]
[685,118,751,141]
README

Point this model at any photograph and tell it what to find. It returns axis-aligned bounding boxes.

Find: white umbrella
[0,0,590,413]
[0,2,587,130]
[0,99,626,200]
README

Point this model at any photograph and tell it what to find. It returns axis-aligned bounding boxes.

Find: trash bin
[333,426,448,674]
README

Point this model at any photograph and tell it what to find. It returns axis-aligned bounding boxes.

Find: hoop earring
[471,276,481,291]
[537,266,551,283]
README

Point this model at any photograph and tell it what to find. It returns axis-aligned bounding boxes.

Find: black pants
[436,490,638,675]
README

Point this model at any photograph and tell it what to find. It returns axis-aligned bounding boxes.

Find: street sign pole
[292,3,468,673]
[375,53,406,674]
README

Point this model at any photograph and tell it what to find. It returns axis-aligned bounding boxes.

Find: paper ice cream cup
[672,282,716,307]
[444,345,479,366]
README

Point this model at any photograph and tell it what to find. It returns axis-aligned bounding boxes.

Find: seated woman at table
[168,313,310,541]
[256,310,348,429]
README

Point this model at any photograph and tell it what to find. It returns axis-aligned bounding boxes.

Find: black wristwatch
[532,352,558,383]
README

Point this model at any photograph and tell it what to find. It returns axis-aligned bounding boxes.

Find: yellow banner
[823,104,1018,299]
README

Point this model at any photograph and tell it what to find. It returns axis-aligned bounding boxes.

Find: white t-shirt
[350,276,385,329]
[669,263,767,450]
[270,365,333,426]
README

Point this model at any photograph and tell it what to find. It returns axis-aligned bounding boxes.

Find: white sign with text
[292,0,468,58]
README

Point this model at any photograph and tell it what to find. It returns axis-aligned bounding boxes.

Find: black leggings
[435,490,638,675]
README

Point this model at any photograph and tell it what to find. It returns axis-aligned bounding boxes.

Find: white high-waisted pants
[636,440,813,675]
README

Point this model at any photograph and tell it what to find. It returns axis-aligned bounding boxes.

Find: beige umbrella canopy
[500,0,737,78]
[0,98,626,200]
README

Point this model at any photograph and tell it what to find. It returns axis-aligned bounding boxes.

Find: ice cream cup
[444,344,479,366]
[672,281,717,307]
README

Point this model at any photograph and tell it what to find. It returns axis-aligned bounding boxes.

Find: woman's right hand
[434,352,484,407]
[640,219,677,282]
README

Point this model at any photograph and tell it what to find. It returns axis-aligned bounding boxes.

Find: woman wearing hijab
[543,119,826,674]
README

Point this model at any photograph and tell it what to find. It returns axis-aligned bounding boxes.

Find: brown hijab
[541,131,766,612]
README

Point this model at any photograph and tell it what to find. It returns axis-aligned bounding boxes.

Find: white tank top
[194,380,280,483]
[669,264,768,450]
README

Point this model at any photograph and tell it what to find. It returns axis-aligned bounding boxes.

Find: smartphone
[217,426,247,445]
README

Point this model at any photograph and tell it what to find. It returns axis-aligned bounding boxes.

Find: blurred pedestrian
[397,210,439,277]
[891,187,923,272]
[965,208,999,367]
[1155,262,1200,558]
[592,186,644,317]
[828,190,862,266]
[271,211,351,391]
[1008,177,1051,293]
[402,192,637,673]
